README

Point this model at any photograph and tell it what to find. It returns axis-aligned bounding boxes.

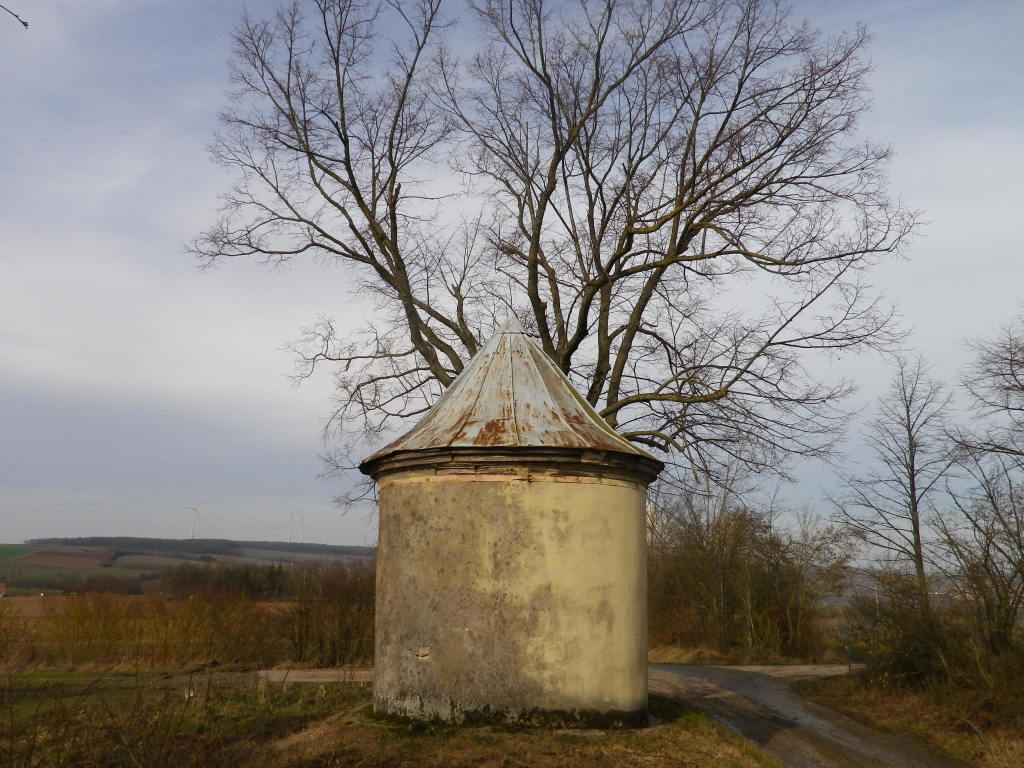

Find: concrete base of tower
[372,692,649,729]
[371,464,651,730]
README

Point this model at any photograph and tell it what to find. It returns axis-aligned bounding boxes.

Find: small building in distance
[360,317,663,727]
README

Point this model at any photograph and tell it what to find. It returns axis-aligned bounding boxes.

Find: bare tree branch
[194,0,918,490]
[0,4,27,28]
[956,309,1024,460]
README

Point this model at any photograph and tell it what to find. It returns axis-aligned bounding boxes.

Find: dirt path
[649,665,965,768]
[256,668,374,684]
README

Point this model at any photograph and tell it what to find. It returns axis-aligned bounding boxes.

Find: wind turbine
[289,510,306,543]
[186,506,200,540]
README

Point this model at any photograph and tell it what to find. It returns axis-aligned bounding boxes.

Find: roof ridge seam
[508,330,522,445]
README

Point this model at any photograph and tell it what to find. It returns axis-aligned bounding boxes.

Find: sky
[1,0,1021,545]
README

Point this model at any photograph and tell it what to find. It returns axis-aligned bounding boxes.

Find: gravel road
[649,664,965,768]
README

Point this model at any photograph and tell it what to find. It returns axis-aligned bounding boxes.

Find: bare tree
[934,311,1024,655]
[957,310,1024,460]
[193,0,916,484]
[937,452,1024,656]
[648,474,849,658]
[832,357,955,628]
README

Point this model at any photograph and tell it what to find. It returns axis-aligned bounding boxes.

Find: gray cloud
[1,0,1021,540]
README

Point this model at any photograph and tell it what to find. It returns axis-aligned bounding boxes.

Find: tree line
[648,487,848,661]
[831,314,1024,702]
[2,561,374,668]
[650,310,1024,691]
[26,537,375,559]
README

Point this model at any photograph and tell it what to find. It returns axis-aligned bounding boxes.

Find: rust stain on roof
[361,317,659,465]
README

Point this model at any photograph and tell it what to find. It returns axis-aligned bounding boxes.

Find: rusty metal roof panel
[361,317,659,464]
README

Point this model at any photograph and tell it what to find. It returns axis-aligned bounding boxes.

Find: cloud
[0,0,372,544]
[1,0,1022,542]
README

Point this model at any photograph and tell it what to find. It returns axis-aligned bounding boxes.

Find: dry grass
[3,593,292,667]
[0,669,780,768]
[262,694,782,768]
[1,668,367,767]
[646,644,830,666]
[1,583,372,669]
[796,675,1024,768]
[648,645,733,665]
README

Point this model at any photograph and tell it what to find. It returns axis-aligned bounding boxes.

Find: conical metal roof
[360,317,660,468]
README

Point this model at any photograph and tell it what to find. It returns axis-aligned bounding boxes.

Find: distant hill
[25,537,375,559]
[0,537,376,594]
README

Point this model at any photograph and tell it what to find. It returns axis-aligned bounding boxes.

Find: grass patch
[2,667,368,767]
[110,554,184,570]
[0,544,38,561]
[647,644,819,666]
[275,692,780,768]
[796,674,1024,768]
[0,560,143,585]
[648,644,734,665]
[2,669,780,768]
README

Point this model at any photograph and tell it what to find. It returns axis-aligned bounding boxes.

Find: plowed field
[15,549,110,568]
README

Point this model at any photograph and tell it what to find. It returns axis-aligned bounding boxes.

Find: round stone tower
[359,317,663,727]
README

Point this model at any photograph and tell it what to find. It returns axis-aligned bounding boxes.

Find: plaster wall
[373,469,648,726]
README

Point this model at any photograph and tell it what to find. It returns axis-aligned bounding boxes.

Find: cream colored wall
[373,470,648,726]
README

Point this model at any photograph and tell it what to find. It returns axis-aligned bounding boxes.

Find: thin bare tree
[937,452,1024,656]
[935,311,1024,655]
[831,357,955,628]
[193,0,916,485]
[957,310,1024,461]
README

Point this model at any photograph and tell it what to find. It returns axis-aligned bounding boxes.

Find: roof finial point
[498,315,526,334]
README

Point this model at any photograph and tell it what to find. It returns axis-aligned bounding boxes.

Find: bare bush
[283,561,375,666]
[5,561,374,668]
[648,481,849,660]
[845,571,962,684]
[0,599,23,663]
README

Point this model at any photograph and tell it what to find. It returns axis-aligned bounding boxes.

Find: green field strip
[0,544,40,560]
